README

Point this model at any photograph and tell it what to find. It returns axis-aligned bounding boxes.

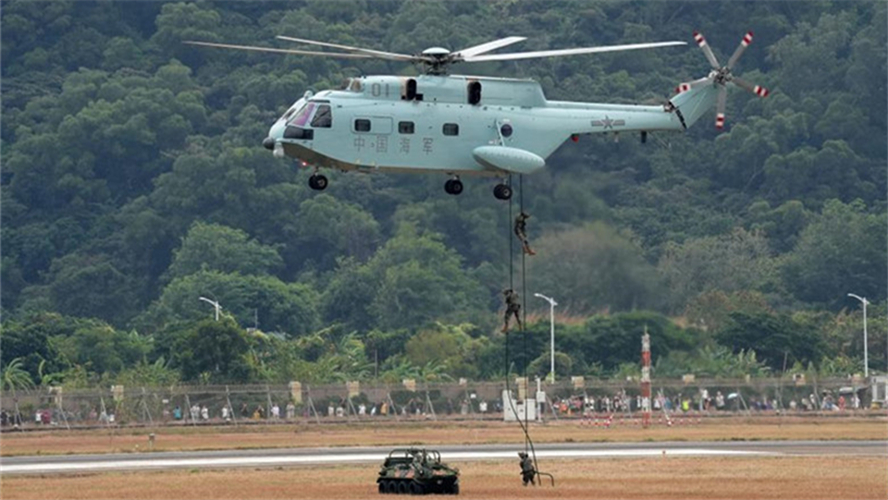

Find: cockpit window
[290,102,315,127]
[310,104,332,128]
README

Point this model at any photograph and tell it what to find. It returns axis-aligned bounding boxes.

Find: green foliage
[654,345,771,379]
[1,358,35,394]
[782,199,887,308]
[1,2,885,385]
[528,222,662,314]
[715,311,826,370]
[165,221,283,280]
[143,270,319,337]
[658,228,778,313]
[170,317,252,383]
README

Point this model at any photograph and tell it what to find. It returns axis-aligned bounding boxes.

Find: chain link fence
[1,376,883,430]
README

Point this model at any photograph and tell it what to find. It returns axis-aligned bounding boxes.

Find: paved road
[2,441,884,475]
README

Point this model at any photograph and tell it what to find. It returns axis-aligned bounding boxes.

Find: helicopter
[186,31,768,200]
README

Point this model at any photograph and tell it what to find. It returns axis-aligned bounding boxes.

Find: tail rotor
[675,31,769,130]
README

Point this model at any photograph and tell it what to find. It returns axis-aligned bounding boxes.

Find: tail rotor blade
[732,76,770,97]
[693,32,721,69]
[726,31,753,70]
[715,86,727,129]
[675,76,713,94]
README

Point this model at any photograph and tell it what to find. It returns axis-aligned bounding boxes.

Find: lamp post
[534,293,557,383]
[847,293,869,379]
[199,296,221,321]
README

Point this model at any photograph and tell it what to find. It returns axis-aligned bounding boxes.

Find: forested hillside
[2,1,886,388]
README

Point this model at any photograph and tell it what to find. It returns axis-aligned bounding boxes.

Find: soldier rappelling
[518,452,536,486]
[514,212,536,256]
[502,289,522,333]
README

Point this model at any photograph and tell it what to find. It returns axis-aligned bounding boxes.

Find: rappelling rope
[501,174,547,485]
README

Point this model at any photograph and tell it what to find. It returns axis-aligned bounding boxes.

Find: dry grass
[2,418,885,457]
[2,456,886,499]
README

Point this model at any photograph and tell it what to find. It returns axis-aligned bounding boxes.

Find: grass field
[2,417,885,457]
[3,456,886,499]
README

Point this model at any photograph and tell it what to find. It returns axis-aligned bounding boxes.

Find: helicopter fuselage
[266,74,717,180]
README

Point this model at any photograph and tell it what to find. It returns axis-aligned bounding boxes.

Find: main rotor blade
[693,32,721,69]
[275,35,417,62]
[715,85,727,129]
[732,76,770,97]
[462,40,686,62]
[726,31,753,70]
[453,36,527,59]
[184,41,377,59]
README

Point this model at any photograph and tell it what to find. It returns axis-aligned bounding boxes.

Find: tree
[715,311,826,370]
[364,225,487,330]
[165,221,283,280]
[1,358,35,394]
[142,270,319,337]
[171,317,252,383]
[527,222,662,314]
[657,227,778,313]
[782,199,886,308]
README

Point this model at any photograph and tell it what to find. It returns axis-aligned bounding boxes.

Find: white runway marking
[0,448,775,474]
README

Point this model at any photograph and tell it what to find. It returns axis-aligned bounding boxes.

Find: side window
[310,104,332,128]
[467,81,482,105]
[354,118,371,133]
[404,79,417,100]
[398,121,415,134]
[443,123,459,136]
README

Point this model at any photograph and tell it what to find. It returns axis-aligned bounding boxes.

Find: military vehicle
[186,31,768,199]
[377,448,460,495]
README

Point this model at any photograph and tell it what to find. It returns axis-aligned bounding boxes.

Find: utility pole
[199,296,221,321]
[848,293,869,379]
[534,293,557,383]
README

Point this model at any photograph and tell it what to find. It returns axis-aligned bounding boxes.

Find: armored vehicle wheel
[450,483,459,495]
[385,481,398,494]
[397,481,410,494]
[410,482,424,495]
[493,183,512,200]
[309,174,328,191]
[378,481,386,494]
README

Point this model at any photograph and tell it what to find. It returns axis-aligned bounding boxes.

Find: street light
[847,293,869,379]
[534,293,557,383]
[199,296,222,321]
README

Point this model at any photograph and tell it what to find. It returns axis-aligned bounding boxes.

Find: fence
[0,377,881,430]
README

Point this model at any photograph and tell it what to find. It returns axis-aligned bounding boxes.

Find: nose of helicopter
[264,119,286,150]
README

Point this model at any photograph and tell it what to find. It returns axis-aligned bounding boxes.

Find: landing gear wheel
[444,179,463,195]
[493,183,512,200]
[309,174,328,191]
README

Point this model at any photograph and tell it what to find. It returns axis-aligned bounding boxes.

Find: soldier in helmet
[514,212,536,256]
[518,452,535,486]
[502,289,522,333]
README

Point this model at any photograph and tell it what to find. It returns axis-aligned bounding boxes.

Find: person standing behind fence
[286,402,295,419]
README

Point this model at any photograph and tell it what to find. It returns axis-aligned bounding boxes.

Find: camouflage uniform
[502,289,522,332]
[519,452,535,486]
[514,212,536,256]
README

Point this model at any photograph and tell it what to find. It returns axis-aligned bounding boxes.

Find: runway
[2,441,884,475]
